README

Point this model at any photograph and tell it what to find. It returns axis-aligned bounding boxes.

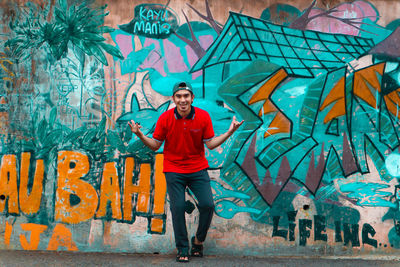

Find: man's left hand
[228,116,244,135]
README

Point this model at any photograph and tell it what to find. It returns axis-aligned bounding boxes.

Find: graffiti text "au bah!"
[0,151,167,234]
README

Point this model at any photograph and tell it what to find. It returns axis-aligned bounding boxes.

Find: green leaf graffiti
[6,0,124,65]
[19,112,150,164]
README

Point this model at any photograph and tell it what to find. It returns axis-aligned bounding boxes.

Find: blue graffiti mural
[1,0,400,251]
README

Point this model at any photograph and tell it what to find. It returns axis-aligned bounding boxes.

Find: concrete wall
[0,0,400,256]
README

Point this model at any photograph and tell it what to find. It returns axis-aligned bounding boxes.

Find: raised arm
[128,120,162,151]
[205,116,244,150]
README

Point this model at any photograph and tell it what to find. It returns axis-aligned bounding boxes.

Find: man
[129,81,243,262]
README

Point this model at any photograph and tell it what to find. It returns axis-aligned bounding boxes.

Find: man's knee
[198,202,215,212]
[170,201,186,213]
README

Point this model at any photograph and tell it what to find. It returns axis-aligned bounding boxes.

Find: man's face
[172,89,194,114]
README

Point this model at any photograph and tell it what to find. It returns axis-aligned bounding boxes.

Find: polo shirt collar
[174,106,195,120]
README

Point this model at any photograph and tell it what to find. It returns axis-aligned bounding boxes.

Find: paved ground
[0,250,399,267]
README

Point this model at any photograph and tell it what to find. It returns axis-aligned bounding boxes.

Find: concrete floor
[0,250,399,267]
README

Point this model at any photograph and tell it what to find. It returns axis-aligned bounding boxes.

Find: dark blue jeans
[165,169,214,250]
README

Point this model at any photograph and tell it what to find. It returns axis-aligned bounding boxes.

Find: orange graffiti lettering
[151,218,164,233]
[55,151,98,224]
[137,163,151,213]
[0,52,14,81]
[19,223,48,250]
[122,157,151,221]
[150,154,167,233]
[384,88,400,120]
[0,155,19,214]
[96,162,122,220]
[19,152,45,215]
[4,221,12,247]
[0,151,167,235]
[248,68,291,137]
[320,76,346,124]
[47,224,78,251]
[353,63,385,108]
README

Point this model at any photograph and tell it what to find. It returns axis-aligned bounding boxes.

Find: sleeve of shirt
[203,112,215,142]
[152,115,166,143]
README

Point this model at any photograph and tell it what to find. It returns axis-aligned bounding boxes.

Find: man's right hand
[128,120,161,151]
[128,120,142,136]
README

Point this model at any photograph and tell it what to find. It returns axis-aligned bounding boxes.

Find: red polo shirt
[152,106,214,173]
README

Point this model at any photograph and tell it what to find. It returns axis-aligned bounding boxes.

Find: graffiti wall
[1,0,400,256]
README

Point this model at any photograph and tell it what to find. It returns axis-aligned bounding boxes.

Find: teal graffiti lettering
[139,7,164,21]
[134,21,145,33]
[151,9,168,21]
[147,9,154,20]
[152,23,158,35]
[145,22,152,34]
[161,23,171,34]
[272,216,287,239]
[139,6,147,20]
[134,5,172,36]
[299,219,312,246]
[272,213,379,247]
[288,211,297,241]
[343,223,360,247]
[134,21,170,35]
[362,223,378,248]
[314,215,327,242]
[160,9,168,21]
[153,9,165,20]
[153,9,161,20]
